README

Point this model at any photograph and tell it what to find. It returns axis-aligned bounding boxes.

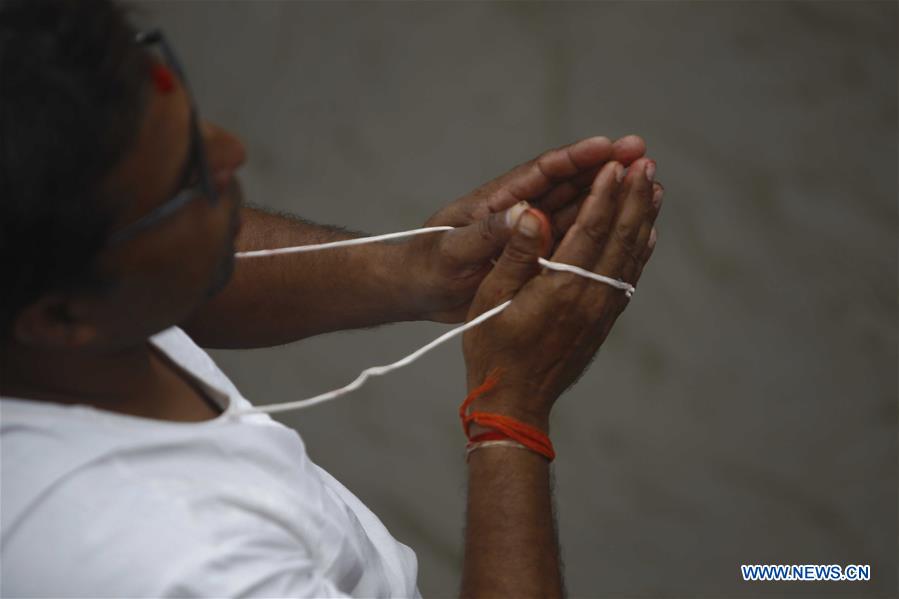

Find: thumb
[439,201,533,267]
[469,208,551,316]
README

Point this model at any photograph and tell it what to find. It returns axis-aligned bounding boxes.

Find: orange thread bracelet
[459,369,555,462]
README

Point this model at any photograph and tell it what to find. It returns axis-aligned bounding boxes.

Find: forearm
[181,206,418,348]
[461,416,563,598]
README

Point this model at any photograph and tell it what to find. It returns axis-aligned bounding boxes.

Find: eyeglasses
[106,29,218,246]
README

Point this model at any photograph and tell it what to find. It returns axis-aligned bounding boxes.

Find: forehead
[101,73,192,226]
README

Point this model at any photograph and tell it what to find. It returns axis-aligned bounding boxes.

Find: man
[0,1,662,596]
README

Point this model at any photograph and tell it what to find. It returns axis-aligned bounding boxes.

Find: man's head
[0,0,246,352]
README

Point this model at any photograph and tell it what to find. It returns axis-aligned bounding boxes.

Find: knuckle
[536,148,555,167]
[477,214,498,242]
[502,242,536,265]
[548,271,583,298]
[623,241,644,267]
[534,152,563,184]
[580,219,612,246]
[612,220,639,251]
[610,251,640,281]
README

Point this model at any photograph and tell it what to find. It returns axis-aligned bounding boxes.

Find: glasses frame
[106,29,219,246]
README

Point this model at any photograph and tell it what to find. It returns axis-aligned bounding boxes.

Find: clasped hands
[402,134,663,426]
[404,134,662,325]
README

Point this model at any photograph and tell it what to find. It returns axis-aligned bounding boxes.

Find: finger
[532,178,588,216]
[625,179,665,285]
[438,200,536,267]
[549,195,586,240]
[533,166,599,214]
[468,208,552,317]
[610,134,647,165]
[547,160,624,270]
[534,135,647,214]
[487,136,614,212]
[593,158,656,285]
[548,177,659,269]
[647,182,664,227]
[532,135,646,214]
[651,181,665,216]
[634,227,658,282]
[622,223,655,289]
[626,181,663,260]
[532,135,646,215]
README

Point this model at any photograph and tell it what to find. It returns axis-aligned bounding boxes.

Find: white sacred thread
[228,299,511,416]
[234,226,456,258]
[228,222,634,418]
[234,228,634,297]
[466,439,529,459]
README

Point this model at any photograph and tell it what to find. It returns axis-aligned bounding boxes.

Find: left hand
[404,134,648,323]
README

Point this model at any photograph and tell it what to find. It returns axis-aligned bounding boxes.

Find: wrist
[462,396,555,462]
[466,389,551,435]
[375,241,427,322]
[466,370,552,427]
[460,373,556,461]
[468,397,549,437]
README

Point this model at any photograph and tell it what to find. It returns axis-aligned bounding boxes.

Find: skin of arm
[462,410,563,598]
[180,206,419,348]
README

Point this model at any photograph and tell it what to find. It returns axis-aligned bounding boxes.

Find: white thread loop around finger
[228,224,635,417]
[536,258,634,298]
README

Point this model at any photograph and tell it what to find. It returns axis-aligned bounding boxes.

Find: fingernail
[505,200,530,229]
[615,164,625,183]
[645,161,656,183]
[652,187,664,208]
[518,210,541,237]
[648,228,658,248]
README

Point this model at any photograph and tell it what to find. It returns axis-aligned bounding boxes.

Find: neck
[0,339,156,408]
[1,336,223,423]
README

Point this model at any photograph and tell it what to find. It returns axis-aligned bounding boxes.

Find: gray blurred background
[139,1,897,596]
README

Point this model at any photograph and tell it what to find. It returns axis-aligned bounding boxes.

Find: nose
[201,120,247,182]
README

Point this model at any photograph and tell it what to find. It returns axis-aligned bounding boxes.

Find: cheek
[108,200,233,317]
[157,199,225,264]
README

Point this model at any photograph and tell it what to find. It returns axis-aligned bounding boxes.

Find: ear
[12,295,99,349]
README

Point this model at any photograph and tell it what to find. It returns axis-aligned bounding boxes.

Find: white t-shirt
[0,327,420,598]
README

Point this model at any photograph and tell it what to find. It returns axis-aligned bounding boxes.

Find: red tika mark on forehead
[151,63,175,94]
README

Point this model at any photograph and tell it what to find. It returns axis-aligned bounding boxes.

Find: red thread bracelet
[459,369,555,462]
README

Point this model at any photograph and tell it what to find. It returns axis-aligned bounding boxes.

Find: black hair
[0,0,149,337]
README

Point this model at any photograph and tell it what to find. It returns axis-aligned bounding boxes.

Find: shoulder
[1,392,349,597]
[1,447,352,598]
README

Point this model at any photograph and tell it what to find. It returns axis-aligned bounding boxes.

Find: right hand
[461,157,663,430]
